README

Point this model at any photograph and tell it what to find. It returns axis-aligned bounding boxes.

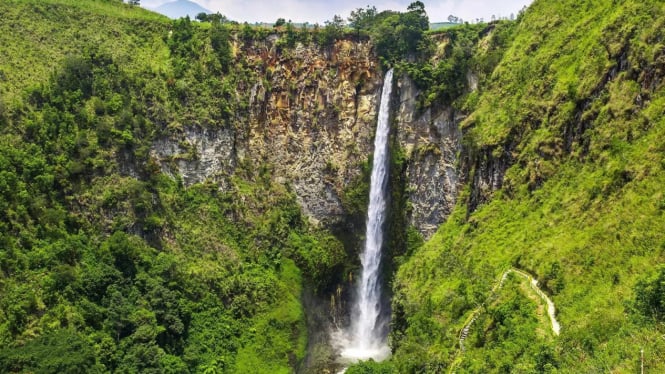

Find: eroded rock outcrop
[152,126,235,188]
[151,36,383,226]
[149,31,508,239]
[396,76,463,239]
[243,39,382,225]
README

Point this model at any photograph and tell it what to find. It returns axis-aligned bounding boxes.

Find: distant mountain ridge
[153,0,210,19]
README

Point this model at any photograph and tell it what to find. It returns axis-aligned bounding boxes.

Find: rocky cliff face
[242,39,382,225]
[151,126,236,188]
[149,32,507,241]
[151,36,382,226]
[395,76,463,239]
[392,27,516,238]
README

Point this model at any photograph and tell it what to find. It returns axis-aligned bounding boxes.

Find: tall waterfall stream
[337,69,394,365]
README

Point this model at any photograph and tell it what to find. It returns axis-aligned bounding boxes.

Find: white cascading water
[339,69,394,363]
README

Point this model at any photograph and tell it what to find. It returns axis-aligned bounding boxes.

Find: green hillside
[0,1,338,372]
[0,0,169,102]
[392,0,665,372]
[1,0,665,372]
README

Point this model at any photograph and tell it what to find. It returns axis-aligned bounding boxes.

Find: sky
[141,0,534,24]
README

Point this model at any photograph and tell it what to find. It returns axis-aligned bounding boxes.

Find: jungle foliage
[3,0,665,373]
[0,1,347,372]
[391,0,665,372]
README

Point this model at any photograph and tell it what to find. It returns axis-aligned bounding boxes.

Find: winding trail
[450,268,561,372]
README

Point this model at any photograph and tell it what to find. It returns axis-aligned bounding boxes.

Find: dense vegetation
[2,0,665,372]
[0,0,348,372]
[391,0,665,372]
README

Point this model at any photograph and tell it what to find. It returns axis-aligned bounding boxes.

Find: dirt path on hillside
[450,268,561,373]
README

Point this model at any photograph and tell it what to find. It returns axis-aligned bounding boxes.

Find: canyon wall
[149,33,500,240]
[395,75,463,239]
[151,37,382,226]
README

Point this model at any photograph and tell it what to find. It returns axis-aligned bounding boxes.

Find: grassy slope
[394,0,665,372]
[0,0,170,104]
[0,1,323,372]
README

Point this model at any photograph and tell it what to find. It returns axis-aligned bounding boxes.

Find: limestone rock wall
[242,38,382,225]
[151,36,383,226]
[395,76,463,240]
[148,34,496,236]
[151,126,235,188]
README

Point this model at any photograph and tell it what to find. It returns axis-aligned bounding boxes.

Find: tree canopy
[370,2,430,66]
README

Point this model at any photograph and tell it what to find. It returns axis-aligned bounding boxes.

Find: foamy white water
[339,69,394,363]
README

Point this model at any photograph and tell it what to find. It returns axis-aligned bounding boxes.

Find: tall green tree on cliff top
[371,1,430,65]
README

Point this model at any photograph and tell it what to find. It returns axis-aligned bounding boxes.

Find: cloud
[145,0,532,23]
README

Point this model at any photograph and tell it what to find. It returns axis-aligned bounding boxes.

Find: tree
[0,93,5,126]
[241,22,254,42]
[55,55,94,99]
[0,330,97,373]
[167,16,197,77]
[208,12,228,24]
[299,22,311,43]
[319,15,345,46]
[407,1,426,16]
[198,12,228,23]
[405,1,429,31]
[210,22,232,73]
[195,12,208,22]
[370,2,430,65]
[128,0,140,6]
[274,18,286,28]
[633,266,665,321]
[348,6,378,36]
[328,14,346,30]
[284,21,298,47]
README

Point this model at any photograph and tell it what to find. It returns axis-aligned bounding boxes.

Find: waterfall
[340,68,394,363]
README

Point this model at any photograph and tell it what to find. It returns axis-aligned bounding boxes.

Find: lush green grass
[8,0,168,21]
[428,22,459,31]
[391,0,665,372]
[0,1,345,372]
[0,0,170,105]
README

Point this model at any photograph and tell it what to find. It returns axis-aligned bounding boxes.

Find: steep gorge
[0,2,453,371]
[2,0,665,372]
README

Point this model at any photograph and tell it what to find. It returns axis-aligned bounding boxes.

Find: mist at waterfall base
[334,69,394,365]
